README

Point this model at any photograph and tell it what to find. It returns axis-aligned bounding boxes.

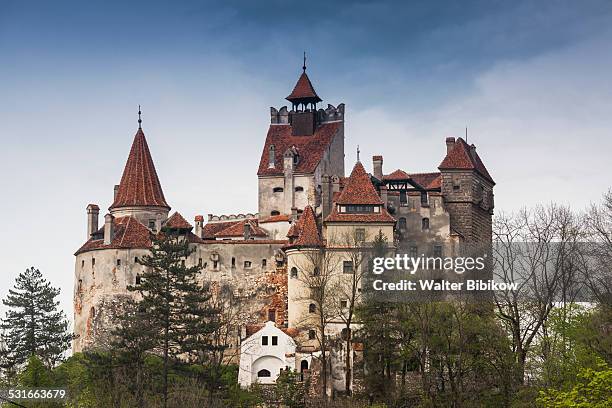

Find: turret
[108,109,170,226]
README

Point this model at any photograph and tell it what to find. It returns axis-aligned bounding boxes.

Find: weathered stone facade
[73,64,494,394]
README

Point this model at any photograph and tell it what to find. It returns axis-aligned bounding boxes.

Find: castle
[73,63,494,391]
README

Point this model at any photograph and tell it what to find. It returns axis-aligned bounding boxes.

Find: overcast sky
[1,0,611,327]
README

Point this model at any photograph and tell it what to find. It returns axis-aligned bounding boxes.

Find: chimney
[445,137,456,155]
[86,204,100,239]
[243,221,251,240]
[103,214,114,245]
[194,215,204,238]
[113,184,120,201]
[372,155,383,180]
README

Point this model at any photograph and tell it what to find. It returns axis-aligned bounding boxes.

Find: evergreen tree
[0,267,70,369]
[128,226,219,407]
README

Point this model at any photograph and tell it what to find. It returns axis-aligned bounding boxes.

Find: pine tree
[127,226,219,407]
[0,267,70,369]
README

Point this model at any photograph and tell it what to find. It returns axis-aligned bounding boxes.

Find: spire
[138,105,142,129]
[109,127,170,210]
[286,54,322,107]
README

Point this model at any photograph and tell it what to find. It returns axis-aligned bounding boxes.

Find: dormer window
[293,154,299,165]
[341,204,379,213]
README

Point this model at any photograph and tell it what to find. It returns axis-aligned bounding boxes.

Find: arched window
[257,369,271,378]
[309,303,316,313]
[273,187,284,193]
[290,267,298,278]
[295,186,304,192]
[300,360,309,372]
[422,218,430,230]
[271,210,280,216]
[399,217,407,230]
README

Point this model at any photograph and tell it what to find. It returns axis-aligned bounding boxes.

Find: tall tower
[439,137,495,243]
[257,59,345,219]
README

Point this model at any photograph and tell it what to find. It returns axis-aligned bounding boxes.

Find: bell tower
[286,53,322,136]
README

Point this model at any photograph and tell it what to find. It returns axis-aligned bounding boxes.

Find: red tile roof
[202,220,241,240]
[287,206,322,247]
[286,72,321,103]
[110,129,170,210]
[259,214,291,223]
[164,212,192,230]
[439,137,494,184]
[214,219,268,238]
[194,215,204,222]
[75,216,153,254]
[410,172,442,189]
[383,169,411,181]
[257,122,341,176]
[336,162,383,205]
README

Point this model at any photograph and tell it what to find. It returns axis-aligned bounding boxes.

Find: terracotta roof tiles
[336,162,383,205]
[439,137,494,184]
[110,129,170,210]
[164,212,192,230]
[286,205,322,247]
[286,72,321,103]
[75,216,153,254]
[258,122,341,176]
[214,219,268,238]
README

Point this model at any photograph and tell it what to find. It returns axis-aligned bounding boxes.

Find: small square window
[272,336,278,346]
[355,228,365,242]
[343,261,354,274]
[262,336,268,346]
[262,259,267,268]
[453,184,461,191]
[340,300,348,308]
[213,260,219,270]
[116,259,121,267]
[244,261,252,268]
[134,257,139,263]
[308,330,316,340]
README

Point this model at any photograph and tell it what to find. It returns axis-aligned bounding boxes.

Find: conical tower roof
[286,71,322,104]
[110,128,170,210]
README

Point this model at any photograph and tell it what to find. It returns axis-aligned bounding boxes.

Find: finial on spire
[138,105,142,129]
[303,51,306,73]
[357,145,360,162]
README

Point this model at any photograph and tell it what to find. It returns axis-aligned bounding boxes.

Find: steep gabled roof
[438,138,494,184]
[164,212,192,230]
[286,72,322,103]
[287,206,322,247]
[110,128,170,209]
[336,162,383,205]
[325,206,396,223]
[258,122,341,176]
